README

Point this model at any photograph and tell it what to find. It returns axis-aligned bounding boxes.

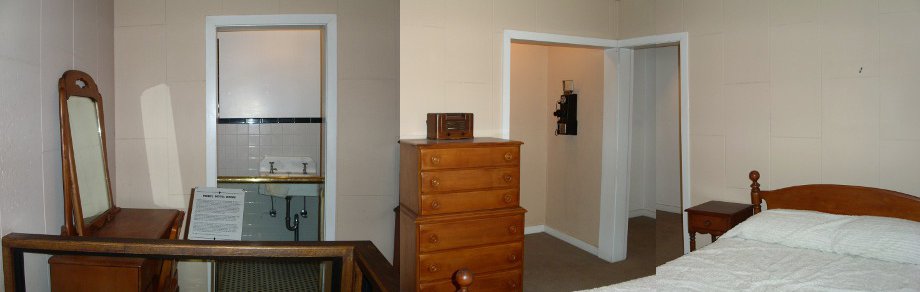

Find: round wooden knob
[507,254,518,262]
[507,280,518,288]
[503,175,513,182]
[503,193,513,203]
[430,178,441,187]
[504,152,513,161]
[429,234,440,244]
[508,225,518,234]
[703,220,711,227]
[430,200,441,209]
[430,155,441,165]
[454,269,473,290]
[427,264,440,273]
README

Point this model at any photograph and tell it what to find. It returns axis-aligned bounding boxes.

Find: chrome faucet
[302,162,308,174]
[269,161,277,174]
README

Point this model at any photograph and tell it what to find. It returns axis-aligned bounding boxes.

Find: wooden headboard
[749,170,920,222]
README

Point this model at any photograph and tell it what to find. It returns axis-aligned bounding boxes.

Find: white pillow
[721,209,920,265]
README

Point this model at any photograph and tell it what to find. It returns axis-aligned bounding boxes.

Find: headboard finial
[750,170,762,214]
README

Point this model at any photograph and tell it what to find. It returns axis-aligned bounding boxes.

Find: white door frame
[501,30,691,261]
[205,14,338,240]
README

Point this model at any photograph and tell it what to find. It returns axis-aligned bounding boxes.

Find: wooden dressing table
[50,70,184,292]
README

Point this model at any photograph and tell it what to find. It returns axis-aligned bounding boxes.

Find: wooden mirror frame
[59,70,117,236]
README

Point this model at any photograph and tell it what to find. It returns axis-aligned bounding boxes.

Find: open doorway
[508,38,657,290]
[628,45,684,265]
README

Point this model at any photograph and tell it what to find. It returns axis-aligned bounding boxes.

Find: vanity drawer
[418,269,522,292]
[419,189,518,215]
[417,242,522,282]
[420,147,519,170]
[420,167,518,193]
[418,214,523,252]
[688,213,731,233]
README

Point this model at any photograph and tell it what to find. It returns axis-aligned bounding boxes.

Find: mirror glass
[67,96,110,220]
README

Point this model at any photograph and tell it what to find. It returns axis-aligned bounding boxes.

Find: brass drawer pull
[503,175,513,182]
[503,193,513,203]
[430,200,441,209]
[430,178,441,187]
[703,220,711,227]
[430,155,441,165]
[429,234,440,244]
[427,264,439,272]
[504,152,513,161]
[507,254,518,262]
[508,225,518,234]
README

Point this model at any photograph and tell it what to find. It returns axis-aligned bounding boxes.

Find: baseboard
[524,225,545,235]
[629,208,656,219]
[656,204,681,214]
[543,226,598,256]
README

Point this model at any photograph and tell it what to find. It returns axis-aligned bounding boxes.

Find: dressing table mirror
[53,70,184,292]
[58,70,116,236]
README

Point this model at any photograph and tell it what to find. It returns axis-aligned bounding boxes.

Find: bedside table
[686,201,754,251]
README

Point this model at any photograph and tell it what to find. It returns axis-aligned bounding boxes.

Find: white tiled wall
[217,123,321,176]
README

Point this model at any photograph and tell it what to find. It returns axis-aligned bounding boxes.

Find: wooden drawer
[688,213,730,233]
[417,242,522,282]
[419,214,523,252]
[420,147,519,170]
[420,189,518,215]
[420,167,519,193]
[418,269,522,292]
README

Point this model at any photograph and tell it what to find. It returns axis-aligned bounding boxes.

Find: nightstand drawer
[419,189,518,215]
[420,147,519,170]
[417,242,522,282]
[688,213,730,232]
[420,168,518,193]
[418,214,523,252]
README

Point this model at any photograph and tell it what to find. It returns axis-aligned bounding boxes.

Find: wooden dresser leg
[689,232,696,252]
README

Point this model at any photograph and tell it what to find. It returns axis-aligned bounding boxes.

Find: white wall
[544,46,606,247]
[510,43,549,227]
[630,46,681,217]
[400,0,620,138]
[218,29,322,118]
[0,0,115,289]
[509,43,608,247]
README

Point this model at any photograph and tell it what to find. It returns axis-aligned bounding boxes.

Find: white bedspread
[581,210,920,291]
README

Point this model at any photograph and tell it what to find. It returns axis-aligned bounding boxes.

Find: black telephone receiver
[553,80,578,135]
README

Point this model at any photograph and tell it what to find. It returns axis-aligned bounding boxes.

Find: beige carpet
[523,211,685,291]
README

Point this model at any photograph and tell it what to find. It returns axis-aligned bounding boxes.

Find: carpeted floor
[523,211,685,291]
[656,210,684,265]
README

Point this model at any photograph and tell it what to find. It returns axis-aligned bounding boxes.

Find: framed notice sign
[186,187,245,240]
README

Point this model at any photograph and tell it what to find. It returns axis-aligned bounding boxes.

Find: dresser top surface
[399,137,522,147]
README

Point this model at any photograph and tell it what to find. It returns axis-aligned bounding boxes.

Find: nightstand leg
[689,232,696,251]
[711,234,717,242]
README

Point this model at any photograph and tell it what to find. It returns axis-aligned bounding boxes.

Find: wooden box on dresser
[399,138,526,292]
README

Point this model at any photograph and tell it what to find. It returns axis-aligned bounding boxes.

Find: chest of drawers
[399,138,525,291]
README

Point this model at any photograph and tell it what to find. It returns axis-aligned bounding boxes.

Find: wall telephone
[553,80,578,135]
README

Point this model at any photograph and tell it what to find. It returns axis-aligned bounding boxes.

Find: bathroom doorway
[215,26,324,242]
[204,15,339,242]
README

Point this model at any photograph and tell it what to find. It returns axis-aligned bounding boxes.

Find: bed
[582,170,920,291]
